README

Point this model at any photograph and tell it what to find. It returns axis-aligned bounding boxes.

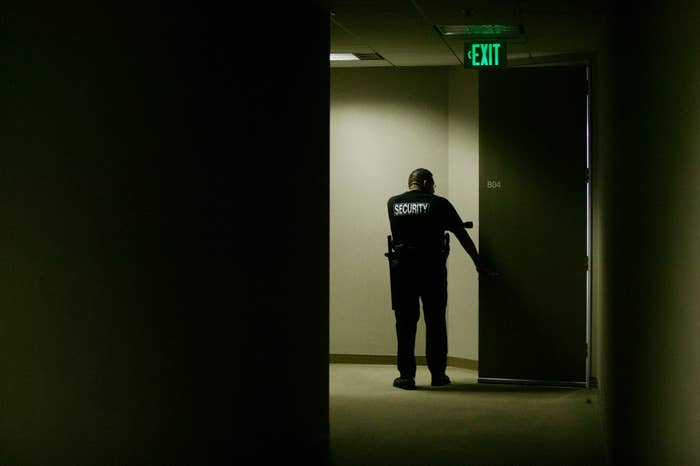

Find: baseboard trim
[329,355,596,385]
[447,356,479,371]
[329,354,479,370]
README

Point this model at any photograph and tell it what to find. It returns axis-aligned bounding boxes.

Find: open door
[478,66,589,386]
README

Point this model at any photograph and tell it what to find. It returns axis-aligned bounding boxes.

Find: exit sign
[464,42,507,68]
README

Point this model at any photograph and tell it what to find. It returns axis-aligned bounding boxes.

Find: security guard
[387,168,483,390]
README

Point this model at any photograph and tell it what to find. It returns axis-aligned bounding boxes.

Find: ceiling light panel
[330,53,360,61]
[435,24,524,38]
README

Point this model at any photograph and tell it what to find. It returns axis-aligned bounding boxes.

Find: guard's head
[408,168,435,193]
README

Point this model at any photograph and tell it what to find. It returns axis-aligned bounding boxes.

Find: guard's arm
[452,227,482,271]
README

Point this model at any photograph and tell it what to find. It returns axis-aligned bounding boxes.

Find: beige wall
[330,66,480,361]
[446,68,480,360]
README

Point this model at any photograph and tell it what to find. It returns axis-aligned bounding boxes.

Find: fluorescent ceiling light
[330,53,359,61]
[435,24,523,38]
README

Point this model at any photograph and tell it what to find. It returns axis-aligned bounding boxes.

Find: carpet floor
[329,363,609,466]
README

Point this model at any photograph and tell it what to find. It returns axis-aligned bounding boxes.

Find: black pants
[391,254,448,379]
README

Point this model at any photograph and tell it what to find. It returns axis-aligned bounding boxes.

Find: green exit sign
[464,42,507,68]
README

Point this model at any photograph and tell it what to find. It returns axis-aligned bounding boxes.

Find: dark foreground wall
[238,2,331,464]
[2,3,329,465]
[599,3,700,465]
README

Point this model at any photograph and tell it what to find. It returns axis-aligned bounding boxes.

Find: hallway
[329,364,608,466]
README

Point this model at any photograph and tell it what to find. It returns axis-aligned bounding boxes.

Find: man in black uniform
[387,168,483,390]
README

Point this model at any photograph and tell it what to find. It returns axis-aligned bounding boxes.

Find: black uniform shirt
[387,190,464,253]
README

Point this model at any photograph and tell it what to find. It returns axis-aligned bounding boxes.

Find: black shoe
[431,374,451,386]
[393,377,416,390]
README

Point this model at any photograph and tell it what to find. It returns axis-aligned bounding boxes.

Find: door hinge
[585,168,591,183]
[585,256,590,272]
[585,79,591,96]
